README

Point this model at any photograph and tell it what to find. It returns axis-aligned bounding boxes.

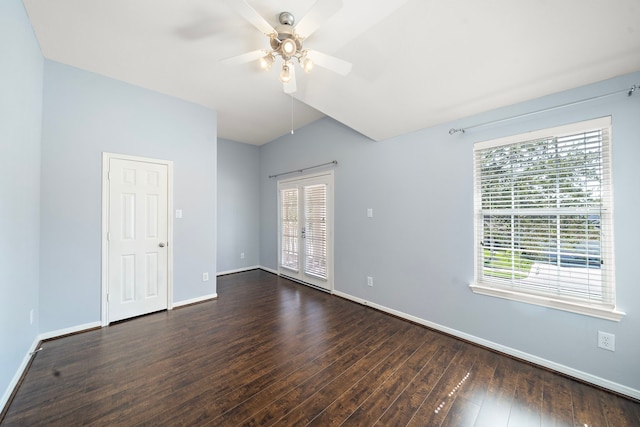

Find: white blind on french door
[280,188,299,271]
[304,184,328,279]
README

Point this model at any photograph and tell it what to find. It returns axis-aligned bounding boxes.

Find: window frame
[470,117,625,321]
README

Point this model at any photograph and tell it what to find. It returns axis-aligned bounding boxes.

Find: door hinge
[107,232,111,241]
[106,293,109,302]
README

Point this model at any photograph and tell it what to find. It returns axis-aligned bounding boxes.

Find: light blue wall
[259,72,640,394]
[39,61,217,332]
[217,139,260,273]
[0,0,43,406]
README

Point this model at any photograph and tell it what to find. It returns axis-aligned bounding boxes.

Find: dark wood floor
[2,270,639,426]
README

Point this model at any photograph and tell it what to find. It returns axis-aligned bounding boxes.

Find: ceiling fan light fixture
[280,62,292,83]
[301,56,314,73]
[281,38,297,57]
[259,53,274,71]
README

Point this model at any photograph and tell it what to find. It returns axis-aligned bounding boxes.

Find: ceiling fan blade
[221,50,265,66]
[306,50,352,75]
[283,66,297,94]
[295,0,343,39]
[224,0,276,35]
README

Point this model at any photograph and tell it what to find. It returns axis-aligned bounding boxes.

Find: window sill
[470,283,626,322]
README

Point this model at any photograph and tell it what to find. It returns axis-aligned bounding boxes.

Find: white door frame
[277,170,334,292]
[101,152,174,326]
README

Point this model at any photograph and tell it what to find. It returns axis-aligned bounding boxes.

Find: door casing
[101,152,174,326]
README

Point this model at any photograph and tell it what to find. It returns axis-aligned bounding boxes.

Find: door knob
[159,242,165,248]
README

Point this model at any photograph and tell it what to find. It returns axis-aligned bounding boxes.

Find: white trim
[332,289,639,401]
[259,265,278,275]
[217,266,260,276]
[1,336,40,413]
[173,293,218,308]
[470,283,625,322]
[101,152,174,326]
[38,321,102,341]
[1,322,102,414]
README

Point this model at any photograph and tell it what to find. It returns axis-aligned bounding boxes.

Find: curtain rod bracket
[628,84,637,97]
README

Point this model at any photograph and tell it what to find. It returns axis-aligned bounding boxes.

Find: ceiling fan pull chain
[291,94,295,135]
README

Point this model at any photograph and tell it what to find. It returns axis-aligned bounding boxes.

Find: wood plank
[440,397,481,427]
[276,326,435,425]
[308,335,461,427]
[177,308,404,425]
[570,380,608,427]
[374,338,462,426]
[507,363,544,427]
[540,369,574,427]
[405,343,483,427]
[600,389,640,427]
[474,356,521,427]
[320,330,441,426]
[239,322,420,426]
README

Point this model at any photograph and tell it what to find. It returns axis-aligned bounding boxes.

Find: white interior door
[278,172,333,291]
[106,156,170,322]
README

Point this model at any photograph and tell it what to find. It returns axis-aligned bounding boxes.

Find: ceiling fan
[223,0,352,94]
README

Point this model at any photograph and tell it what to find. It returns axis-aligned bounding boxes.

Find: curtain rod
[268,160,338,179]
[449,83,638,136]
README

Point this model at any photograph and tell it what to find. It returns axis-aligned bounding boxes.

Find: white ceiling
[23,0,640,145]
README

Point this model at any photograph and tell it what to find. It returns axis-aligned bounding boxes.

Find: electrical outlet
[367,276,373,287]
[598,331,615,351]
[240,252,245,259]
[202,272,209,282]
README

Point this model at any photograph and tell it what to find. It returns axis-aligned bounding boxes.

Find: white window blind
[304,184,328,279]
[472,117,621,319]
[280,188,299,271]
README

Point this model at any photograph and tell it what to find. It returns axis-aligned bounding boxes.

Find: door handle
[159,242,166,248]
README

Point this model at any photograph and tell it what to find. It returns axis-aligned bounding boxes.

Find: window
[471,117,624,321]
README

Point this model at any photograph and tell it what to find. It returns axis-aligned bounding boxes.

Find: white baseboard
[216,265,278,276]
[332,290,640,401]
[258,265,278,275]
[1,336,40,414]
[217,266,260,276]
[2,321,102,414]
[38,321,102,341]
[173,293,218,308]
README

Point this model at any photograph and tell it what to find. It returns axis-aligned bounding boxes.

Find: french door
[278,171,333,291]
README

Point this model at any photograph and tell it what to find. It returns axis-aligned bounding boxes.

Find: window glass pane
[304,184,327,279]
[281,188,299,270]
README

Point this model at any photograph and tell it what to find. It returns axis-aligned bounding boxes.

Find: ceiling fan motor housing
[270,22,302,58]
[278,11,295,26]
